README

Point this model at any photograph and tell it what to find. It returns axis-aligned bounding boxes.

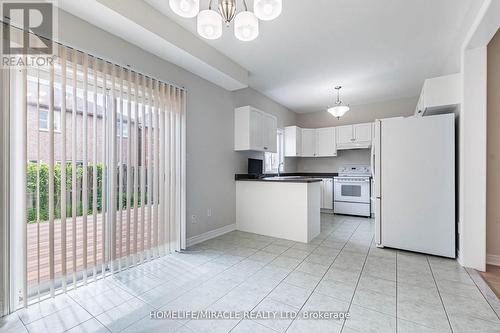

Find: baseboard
[487,254,500,266]
[186,223,237,248]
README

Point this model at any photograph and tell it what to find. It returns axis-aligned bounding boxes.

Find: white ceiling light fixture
[254,0,282,21]
[170,0,281,41]
[327,86,350,118]
[169,0,200,18]
[234,10,259,41]
[197,9,223,39]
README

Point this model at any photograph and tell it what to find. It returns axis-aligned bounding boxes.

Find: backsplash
[296,149,371,173]
[237,150,298,174]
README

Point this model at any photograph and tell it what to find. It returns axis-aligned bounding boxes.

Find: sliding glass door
[7,44,186,309]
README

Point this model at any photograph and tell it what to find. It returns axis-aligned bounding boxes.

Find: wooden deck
[27,208,156,287]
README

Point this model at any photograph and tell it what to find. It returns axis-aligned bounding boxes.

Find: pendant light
[327,86,350,118]
[254,0,282,21]
[169,0,200,18]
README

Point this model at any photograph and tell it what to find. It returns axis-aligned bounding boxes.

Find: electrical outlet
[207,208,212,217]
[191,215,197,224]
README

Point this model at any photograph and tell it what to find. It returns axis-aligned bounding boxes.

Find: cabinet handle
[350,138,355,142]
[264,147,268,150]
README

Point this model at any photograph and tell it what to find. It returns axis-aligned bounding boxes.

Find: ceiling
[146,0,478,113]
[59,0,480,114]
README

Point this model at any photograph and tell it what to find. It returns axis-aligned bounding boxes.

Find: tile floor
[1,214,500,333]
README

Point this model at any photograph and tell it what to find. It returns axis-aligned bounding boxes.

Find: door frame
[0,68,11,316]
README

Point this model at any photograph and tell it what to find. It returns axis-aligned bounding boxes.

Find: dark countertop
[235,173,338,183]
[235,172,338,181]
[236,177,322,183]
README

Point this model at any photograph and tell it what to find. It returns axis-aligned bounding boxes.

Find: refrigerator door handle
[370,144,375,179]
[373,120,382,198]
[375,197,383,247]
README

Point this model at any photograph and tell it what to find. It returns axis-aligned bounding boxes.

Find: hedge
[26,162,147,223]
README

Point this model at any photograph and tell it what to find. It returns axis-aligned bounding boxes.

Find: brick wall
[27,106,153,165]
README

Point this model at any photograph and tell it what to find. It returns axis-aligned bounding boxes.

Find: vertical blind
[18,44,186,307]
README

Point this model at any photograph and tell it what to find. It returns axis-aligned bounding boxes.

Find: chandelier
[327,86,350,118]
[169,0,282,41]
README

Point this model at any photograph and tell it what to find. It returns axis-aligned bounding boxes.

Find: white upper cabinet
[262,113,278,152]
[336,125,354,147]
[284,126,302,157]
[285,122,372,156]
[336,123,373,150]
[353,123,372,143]
[301,129,317,157]
[234,106,278,153]
[316,127,337,157]
[285,126,337,157]
[249,108,263,150]
[415,73,461,117]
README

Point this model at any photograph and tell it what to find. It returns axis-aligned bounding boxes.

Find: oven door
[334,178,371,203]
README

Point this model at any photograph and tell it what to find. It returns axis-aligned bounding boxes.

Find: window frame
[264,128,285,174]
[116,119,129,138]
[38,108,62,133]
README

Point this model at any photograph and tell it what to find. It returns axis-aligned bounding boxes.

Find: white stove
[334,165,372,217]
[338,165,371,177]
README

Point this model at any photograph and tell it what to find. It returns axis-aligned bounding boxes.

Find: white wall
[296,96,417,129]
[55,10,297,239]
[294,97,417,173]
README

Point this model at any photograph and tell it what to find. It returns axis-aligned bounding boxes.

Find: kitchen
[234,73,459,259]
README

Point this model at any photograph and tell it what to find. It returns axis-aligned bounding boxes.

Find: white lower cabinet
[321,178,333,210]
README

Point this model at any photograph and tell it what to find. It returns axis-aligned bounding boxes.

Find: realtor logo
[2,1,53,55]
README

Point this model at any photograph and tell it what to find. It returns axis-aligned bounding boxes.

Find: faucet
[278,162,284,177]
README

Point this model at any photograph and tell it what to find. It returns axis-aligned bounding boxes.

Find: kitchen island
[236,177,321,243]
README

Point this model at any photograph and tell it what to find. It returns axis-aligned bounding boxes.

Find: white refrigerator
[372,114,455,258]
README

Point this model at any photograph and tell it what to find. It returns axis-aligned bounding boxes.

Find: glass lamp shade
[197,10,223,40]
[169,0,199,18]
[234,11,259,41]
[254,0,282,21]
[327,105,350,118]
